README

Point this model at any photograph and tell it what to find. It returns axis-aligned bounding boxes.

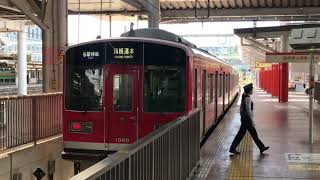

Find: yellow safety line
[228,132,253,180]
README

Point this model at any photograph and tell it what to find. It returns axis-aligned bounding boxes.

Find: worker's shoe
[260,146,269,154]
[229,149,240,155]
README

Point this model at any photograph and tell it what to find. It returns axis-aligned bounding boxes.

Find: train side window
[113,74,133,112]
[194,69,197,109]
[208,74,213,103]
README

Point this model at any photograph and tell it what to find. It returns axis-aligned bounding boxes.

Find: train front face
[63,39,190,157]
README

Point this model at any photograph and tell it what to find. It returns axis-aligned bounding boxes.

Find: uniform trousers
[230,119,265,150]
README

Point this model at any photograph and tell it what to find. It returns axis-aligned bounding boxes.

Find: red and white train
[62,29,239,160]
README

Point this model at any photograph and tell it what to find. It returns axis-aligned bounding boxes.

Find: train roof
[121,28,197,48]
[66,29,237,73]
[121,28,233,68]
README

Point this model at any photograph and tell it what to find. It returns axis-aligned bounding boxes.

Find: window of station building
[35,28,39,39]
[208,74,214,103]
[113,74,133,112]
[31,29,34,38]
[143,43,186,113]
[27,27,31,38]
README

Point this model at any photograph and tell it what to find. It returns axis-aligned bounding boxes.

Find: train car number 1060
[114,137,130,143]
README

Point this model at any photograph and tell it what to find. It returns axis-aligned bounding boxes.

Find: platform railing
[70,110,200,180]
[0,93,63,151]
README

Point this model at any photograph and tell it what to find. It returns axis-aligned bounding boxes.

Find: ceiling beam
[9,0,48,30]
[161,16,320,23]
[68,10,146,15]
[25,0,41,17]
[161,7,320,19]
[131,0,159,13]
[121,0,142,10]
[0,0,20,12]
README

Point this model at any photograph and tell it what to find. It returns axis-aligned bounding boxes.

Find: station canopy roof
[0,0,319,22]
[0,6,26,20]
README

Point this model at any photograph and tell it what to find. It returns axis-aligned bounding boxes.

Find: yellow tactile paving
[228,132,253,180]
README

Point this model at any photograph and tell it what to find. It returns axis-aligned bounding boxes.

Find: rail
[70,110,200,180]
[0,93,63,151]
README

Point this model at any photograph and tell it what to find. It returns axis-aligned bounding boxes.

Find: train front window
[113,74,133,112]
[143,43,186,113]
[65,66,103,111]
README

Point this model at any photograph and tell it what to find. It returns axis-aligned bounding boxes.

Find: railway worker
[229,83,269,155]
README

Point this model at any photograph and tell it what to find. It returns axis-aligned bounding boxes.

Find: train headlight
[69,122,93,133]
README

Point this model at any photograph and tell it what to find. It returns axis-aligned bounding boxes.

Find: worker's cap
[243,83,253,93]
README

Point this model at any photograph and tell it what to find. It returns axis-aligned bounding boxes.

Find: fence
[70,110,200,180]
[0,93,63,151]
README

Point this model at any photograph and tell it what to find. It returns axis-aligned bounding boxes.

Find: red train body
[62,29,238,159]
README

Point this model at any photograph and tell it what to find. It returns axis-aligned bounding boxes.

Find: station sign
[266,52,320,63]
[255,61,272,68]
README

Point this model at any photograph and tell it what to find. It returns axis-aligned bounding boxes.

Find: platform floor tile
[192,89,320,180]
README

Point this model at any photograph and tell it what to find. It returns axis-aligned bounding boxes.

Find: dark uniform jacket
[240,93,254,126]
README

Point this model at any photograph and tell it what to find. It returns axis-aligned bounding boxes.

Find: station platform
[193,88,320,180]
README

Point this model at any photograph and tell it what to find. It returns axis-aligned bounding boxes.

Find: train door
[218,73,224,117]
[201,70,206,136]
[222,73,225,111]
[106,68,139,149]
[228,74,230,105]
[214,72,218,123]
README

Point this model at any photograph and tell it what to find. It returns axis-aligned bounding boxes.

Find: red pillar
[263,70,266,90]
[259,70,263,89]
[269,69,272,93]
[264,70,267,92]
[263,70,267,91]
[272,64,279,97]
[279,62,288,102]
[270,68,273,95]
[271,65,275,96]
[261,70,265,90]
[266,69,271,94]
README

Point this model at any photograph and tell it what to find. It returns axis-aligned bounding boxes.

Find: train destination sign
[82,51,100,59]
[73,43,105,65]
[79,49,103,64]
[113,47,135,59]
[266,52,320,63]
[110,42,141,64]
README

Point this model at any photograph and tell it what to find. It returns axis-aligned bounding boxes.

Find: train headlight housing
[69,122,93,133]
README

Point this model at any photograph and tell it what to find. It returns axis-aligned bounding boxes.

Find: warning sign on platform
[266,53,320,63]
[288,164,320,171]
[285,153,320,163]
